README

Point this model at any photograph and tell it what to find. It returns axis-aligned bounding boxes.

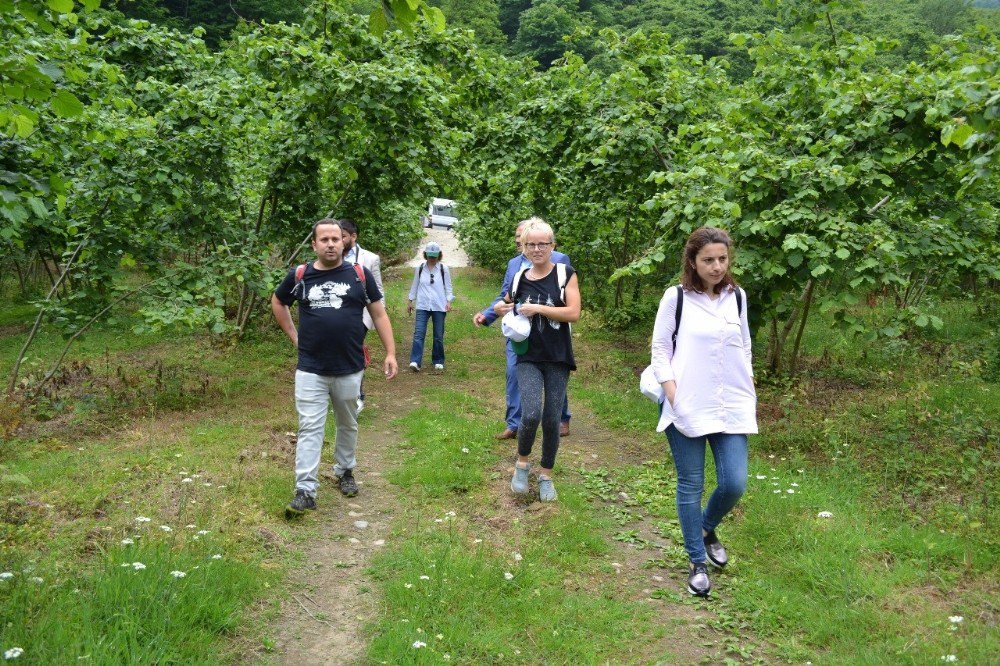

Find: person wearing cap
[473,219,573,440]
[492,218,580,502]
[407,241,454,371]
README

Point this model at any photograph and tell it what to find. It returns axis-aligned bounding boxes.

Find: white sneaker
[434,364,444,370]
[409,362,420,372]
[356,398,365,414]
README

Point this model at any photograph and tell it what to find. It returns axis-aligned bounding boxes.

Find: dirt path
[267,267,751,664]
[406,227,470,267]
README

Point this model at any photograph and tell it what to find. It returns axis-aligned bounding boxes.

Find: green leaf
[47,0,74,13]
[368,9,389,36]
[949,124,974,148]
[82,0,99,9]
[425,6,446,32]
[835,248,850,259]
[51,89,84,118]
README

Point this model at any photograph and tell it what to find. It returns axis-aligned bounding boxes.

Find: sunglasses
[429,272,435,284]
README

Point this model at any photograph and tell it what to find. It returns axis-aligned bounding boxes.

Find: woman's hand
[518,302,542,317]
[662,380,677,407]
[407,301,414,316]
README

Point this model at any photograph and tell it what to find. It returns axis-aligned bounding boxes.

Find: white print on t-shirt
[520,295,561,332]
[307,281,351,309]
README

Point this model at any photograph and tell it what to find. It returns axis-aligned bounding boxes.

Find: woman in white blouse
[407,241,454,371]
[650,227,757,598]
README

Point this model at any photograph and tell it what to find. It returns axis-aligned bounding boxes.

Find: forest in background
[109,0,1000,71]
[2,0,998,394]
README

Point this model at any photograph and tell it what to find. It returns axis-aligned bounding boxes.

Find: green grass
[1,267,997,663]
[367,388,662,664]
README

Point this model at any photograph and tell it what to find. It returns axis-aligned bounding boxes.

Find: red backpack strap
[353,263,371,305]
[295,263,307,282]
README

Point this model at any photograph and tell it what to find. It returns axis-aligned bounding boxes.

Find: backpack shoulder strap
[353,263,370,305]
[292,263,308,299]
[418,262,424,281]
[735,286,743,317]
[511,267,529,302]
[671,285,684,353]
[556,263,567,302]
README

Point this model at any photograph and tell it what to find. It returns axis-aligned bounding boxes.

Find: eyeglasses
[429,272,435,284]
[524,242,553,251]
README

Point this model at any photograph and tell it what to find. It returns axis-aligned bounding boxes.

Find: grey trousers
[294,369,364,495]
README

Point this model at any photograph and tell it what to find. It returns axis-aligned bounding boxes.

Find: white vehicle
[425,198,459,229]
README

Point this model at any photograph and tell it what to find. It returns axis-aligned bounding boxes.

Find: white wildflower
[755,475,767,479]
[817,511,833,519]
[941,656,957,663]
[211,554,222,559]
[504,572,514,580]
[121,538,134,545]
[412,641,426,649]
[434,519,443,523]
[160,525,172,532]
[773,490,781,494]
[4,647,24,659]
[443,655,451,661]
[174,453,182,457]
[405,583,413,589]
[419,575,430,580]
[786,489,795,494]
[29,577,43,584]
[181,478,193,484]
[436,634,444,640]
[203,483,212,487]
[461,448,470,454]
[197,530,209,536]
[791,482,800,487]
[445,511,456,517]
[513,552,523,562]
[186,524,196,529]
[949,616,963,624]
[0,572,13,580]
[169,571,186,578]
[135,516,151,523]
[131,562,146,570]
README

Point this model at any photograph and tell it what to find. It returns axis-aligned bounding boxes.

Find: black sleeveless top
[514,266,576,371]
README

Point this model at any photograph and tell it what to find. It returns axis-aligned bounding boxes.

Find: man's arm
[367,300,398,379]
[271,294,297,347]
[474,256,520,327]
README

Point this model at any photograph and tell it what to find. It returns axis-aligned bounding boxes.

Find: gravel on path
[406,227,470,267]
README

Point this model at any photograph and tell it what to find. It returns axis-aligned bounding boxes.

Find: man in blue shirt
[473,218,572,440]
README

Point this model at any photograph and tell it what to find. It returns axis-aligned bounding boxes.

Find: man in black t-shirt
[272,219,398,518]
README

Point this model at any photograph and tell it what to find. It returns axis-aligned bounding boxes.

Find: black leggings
[516,361,570,470]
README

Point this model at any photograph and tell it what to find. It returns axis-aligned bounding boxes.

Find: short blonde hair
[519,217,555,244]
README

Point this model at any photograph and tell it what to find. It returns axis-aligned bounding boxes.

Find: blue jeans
[410,309,446,367]
[505,340,571,430]
[665,425,748,564]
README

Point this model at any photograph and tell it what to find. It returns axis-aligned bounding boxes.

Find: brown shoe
[494,428,517,440]
[559,422,570,437]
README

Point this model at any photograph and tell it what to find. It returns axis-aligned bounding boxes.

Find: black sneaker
[285,489,316,519]
[338,469,359,497]
[687,561,711,597]
[704,530,728,568]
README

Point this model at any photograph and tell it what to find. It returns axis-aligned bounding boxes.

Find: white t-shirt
[650,285,758,437]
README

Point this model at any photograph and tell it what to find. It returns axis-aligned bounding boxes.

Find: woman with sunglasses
[407,241,454,371]
[650,226,757,597]
[493,218,580,501]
